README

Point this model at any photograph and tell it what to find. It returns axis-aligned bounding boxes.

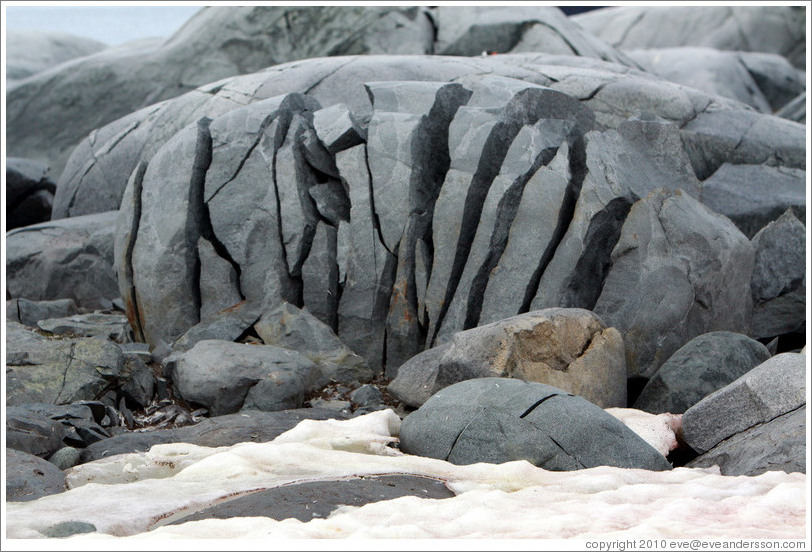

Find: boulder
[592,189,755,380]
[6,211,119,310]
[633,332,771,414]
[700,163,805,239]
[749,209,806,340]
[37,312,133,342]
[390,308,626,408]
[686,405,805,476]
[6,449,67,502]
[399,378,671,471]
[5,157,56,229]
[6,322,128,407]
[171,340,323,416]
[6,30,106,83]
[6,402,112,457]
[573,6,806,69]
[681,352,806,455]
[6,298,78,328]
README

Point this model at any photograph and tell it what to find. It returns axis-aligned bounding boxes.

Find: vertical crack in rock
[560,196,633,310]
[187,117,215,322]
[445,407,487,462]
[463,146,559,330]
[548,435,587,468]
[519,134,588,314]
[122,162,147,342]
[363,145,394,257]
[55,343,76,404]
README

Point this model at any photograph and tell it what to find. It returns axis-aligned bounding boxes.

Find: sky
[4,5,203,45]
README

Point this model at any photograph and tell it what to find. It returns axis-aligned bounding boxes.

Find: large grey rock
[399,378,671,471]
[37,312,132,342]
[390,308,626,409]
[6,322,128,407]
[6,402,111,456]
[254,302,373,384]
[592,189,755,380]
[172,340,323,416]
[6,298,78,328]
[6,449,67,502]
[681,352,806,455]
[6,30,106,83]
[80,408,349,462]
[574,6,806,69]
[700,163,806,239]
[6,211,119,310]
[633,332,771,414]
[171,301,262,353]
[9,6,437,184]
[686,405,806,476]
[5,157,56,229]
[749,209,806,339]
[627,47,805,113]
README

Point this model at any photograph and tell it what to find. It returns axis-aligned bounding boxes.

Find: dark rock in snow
[399,378,671,471]
[633,332,771,414]
[6,449,67,502]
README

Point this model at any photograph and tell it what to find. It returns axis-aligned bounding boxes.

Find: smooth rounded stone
[6,157,57,229]
[37,312,133,342]
[573,6,806,69]
[80,408,350,462]
[350,385,382,409]
[6,30,106,82]
[6,448,67,502]
[593,189,755,381]
[48,447,83,470]
[400,378,671,471]
[168,474,454,525]
[40,521,97,539]
[5,211,119,310]
[6,298,79,328]
[6,322,128,407]
[750,210,806,339]
[686,405,806,476]
[172,340,323,416]
[681,352,806,455]
[633,332,771,414]
[390,309,627,409]
[254,302,373,384]
[626,47,801,113]
[9,6,436,184]
[700,163,806,239]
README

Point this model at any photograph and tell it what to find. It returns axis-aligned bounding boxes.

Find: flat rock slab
[167,474,454,525]
[6,448,67,502]
[80,408,350,463]
[37,312,132,342]
[6,298,79,328]
[399,377,671,471]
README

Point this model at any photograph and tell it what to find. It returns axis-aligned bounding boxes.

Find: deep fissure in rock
[122,161,147,342]
[186,117,214,324]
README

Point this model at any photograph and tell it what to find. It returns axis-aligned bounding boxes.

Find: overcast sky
[4,5,203,45]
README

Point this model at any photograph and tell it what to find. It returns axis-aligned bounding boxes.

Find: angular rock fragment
[6,157,56,229]
[37,312,133,342]
[6,298,79,328]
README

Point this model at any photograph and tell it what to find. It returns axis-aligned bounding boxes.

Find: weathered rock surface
[80,408,349,462]
[37,312,133,342]
[633,332,771,414]
[171,340,323,416]
[6,322,128,407]
[168,475,455,525]
[681,352,806,455]
[6,449,67,502]
[574,6,806,69]
[6,211,119,309]
[686,405,806,476]
[6,402,113,457]
[6,30,106,84]
[6,298,79,328]
[6,157,57,229]
[749,209,806,340]
[389,309,627,408]
[399,378,672,471]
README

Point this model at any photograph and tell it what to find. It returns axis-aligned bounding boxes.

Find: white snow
[4,409,806,541]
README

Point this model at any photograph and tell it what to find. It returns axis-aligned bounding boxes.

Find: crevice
[519,133,588,313]
[55,343,76,404]
[445,407,487,461]
[518,393,562,419]
[549,435,586,468]
[580,82,606,102]
[423,7,439,55]
[560,196,633,310]
[302,58,356,95]
[123,161,147,343]
[464,146,559,330]
[186,117,215,324]
[363,144,394,257]
[613,10,646,48]
[271,119,300,306]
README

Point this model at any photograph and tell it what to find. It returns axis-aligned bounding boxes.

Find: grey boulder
[6,449,67,502]
[389,308,627,408]
[6,30,106,83]
[6,298,79,328]
[37,312,133,342]
[6,211,120,310]
[171,340,323,416]
[681,352,806,455]
[6,402,112,457]
[399,378,671,471]
[633,332,771,414]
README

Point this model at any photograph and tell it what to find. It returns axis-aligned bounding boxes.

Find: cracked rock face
[399,378,672,471]
[389,308,626,409]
